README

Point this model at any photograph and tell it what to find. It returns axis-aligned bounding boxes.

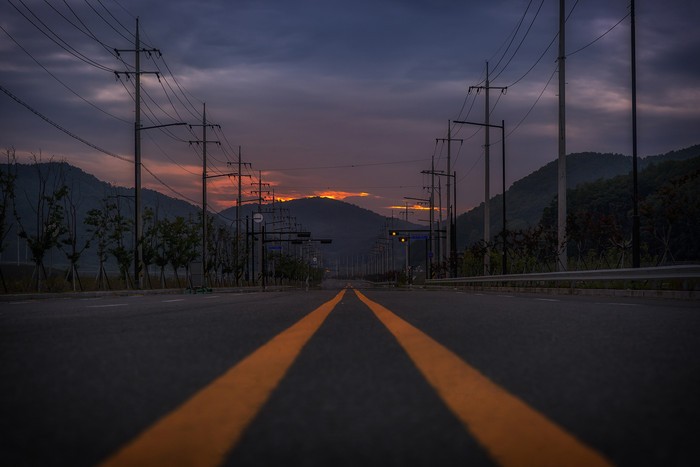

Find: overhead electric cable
[491,0,546,83]
[261,158,430,172]
[504,0,579,87]
[507,66,558,138]
[83,0,132,43]
[490,0,535,77]
[44,0,114,55]
[141,162,200,205]
[568,13,630,57]
[1,83,131,163]
[9,0,116,72]
[0,24,130,124]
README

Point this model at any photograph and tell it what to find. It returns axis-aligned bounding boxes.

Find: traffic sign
[253,213,263,223]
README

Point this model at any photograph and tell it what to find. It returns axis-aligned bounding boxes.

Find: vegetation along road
[1,286,698,466]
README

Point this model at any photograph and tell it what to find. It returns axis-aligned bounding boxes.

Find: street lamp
[452,119,507,275]
[134,121,187,288]
[404,196,432,278]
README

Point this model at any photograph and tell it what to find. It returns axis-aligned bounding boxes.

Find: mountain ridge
[3,144,698,268]
[456,144,700,249]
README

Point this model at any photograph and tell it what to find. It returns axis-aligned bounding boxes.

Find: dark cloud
[1,0,699,218]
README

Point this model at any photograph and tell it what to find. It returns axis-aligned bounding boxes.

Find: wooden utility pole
[227,147,250,285]
[115,18,162,288]
[134,19,141,288]
[189,103,221,287]
[435,126,462,276]
[469,62,506,274]
[558,0,567,271]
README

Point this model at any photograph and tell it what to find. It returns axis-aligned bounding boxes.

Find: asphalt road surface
[1,286,699,466]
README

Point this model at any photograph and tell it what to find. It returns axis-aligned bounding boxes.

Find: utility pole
[421,155,436,278]
[251,171,270,285]
[189,103,220,287]
[469,61,506,274]
[134,19,142,289]
[631,0,640,268]
[435,124,462,276]
[558,0,567,271]
[430,155,435,277]
[115,18,162,289]
[227,147,251,285]
[438,177,443,263]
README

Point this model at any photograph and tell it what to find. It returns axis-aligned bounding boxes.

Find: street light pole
[133,121,186,287]
[453,119,507,275]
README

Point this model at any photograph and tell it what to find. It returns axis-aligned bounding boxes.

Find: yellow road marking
[353,289,613,467]
[100,289,346,467]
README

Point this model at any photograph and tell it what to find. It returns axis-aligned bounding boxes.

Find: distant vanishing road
[1,286,699,466]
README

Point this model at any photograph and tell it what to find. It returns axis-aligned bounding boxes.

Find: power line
[43,0,115,56]
[83,0,133,44]
[568,12,630,57]
[141,162,200,205]
[96,0,139,39]
[503,0,579,87]
[490,0,535,78]
[491,0,546,83]
[9,0,116,73]
[1,82,131,163]
[0,23,131,124]
[260,158,430,172]
[507,66,558,138]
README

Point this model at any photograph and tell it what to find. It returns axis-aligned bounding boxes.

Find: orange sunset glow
[388,204,437,211]
[316,191,370,200]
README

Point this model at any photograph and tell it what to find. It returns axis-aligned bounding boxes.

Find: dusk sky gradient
[2,0,699,220]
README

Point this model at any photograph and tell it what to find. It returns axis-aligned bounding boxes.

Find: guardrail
[425,265,700,287]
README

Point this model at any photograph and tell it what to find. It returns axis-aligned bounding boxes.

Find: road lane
[357,289,700,466]
[100,289,347,467]
[1,288,698,466]
[226,287,489,467]
[0,290,341,466]
[354,289,612,467]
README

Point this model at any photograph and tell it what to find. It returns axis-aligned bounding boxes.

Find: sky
[2,0,699,222]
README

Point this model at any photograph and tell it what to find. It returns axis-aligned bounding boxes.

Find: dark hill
[456,144,700,248]
[218,196,419,260]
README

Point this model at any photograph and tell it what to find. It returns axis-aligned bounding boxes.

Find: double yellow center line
[354,289,612,467]
[100,289,346,467]
[101,288,613,467]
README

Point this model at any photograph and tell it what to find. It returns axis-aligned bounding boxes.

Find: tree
[60,169,90,291]
[161,215,199,288]
[152,215,170,288]
[0,148,18,292]
[105,196,134,289]
[142,206,160,289]
[641,169,700,265]
[15,155,68,292]
[85,203,111,290]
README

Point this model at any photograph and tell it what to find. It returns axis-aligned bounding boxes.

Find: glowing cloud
[315,191,369,200]
[388,204,436,211]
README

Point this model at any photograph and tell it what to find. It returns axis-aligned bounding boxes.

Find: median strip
[100,288,346,467]
[353,288,612,467]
